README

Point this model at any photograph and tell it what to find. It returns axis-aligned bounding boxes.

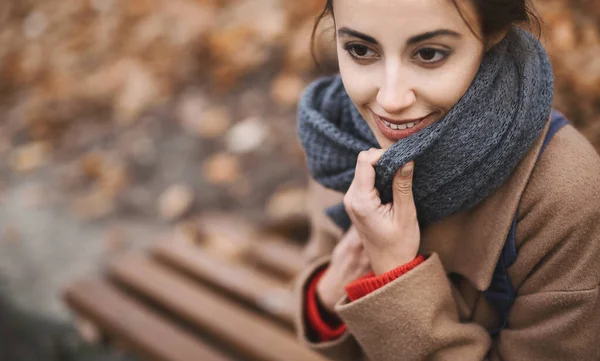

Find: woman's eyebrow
[337,28,461,45]
[407,29,461,45]
[337,27,378,44]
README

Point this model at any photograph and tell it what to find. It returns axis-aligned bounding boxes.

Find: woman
[294,0,600,360]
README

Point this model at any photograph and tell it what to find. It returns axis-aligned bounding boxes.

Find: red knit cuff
[344,255,425,302]
[305,267,347,341]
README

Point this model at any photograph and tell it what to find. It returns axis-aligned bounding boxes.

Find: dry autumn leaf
[80,152,105,180]
[158,184,195,221]
[114,60,162,125]
[225,116,268,154]
[9,142,50,173]
[71,188,116,220]
[203,153,241,184]
[270,72,305,107]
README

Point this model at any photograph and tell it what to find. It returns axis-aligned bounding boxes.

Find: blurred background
[0,0,598,360]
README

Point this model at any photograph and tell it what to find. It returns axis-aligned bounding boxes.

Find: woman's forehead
[332,0,479,41]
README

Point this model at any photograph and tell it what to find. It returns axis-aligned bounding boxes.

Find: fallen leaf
[23,11,48,40]
[158,184,195,221]
[225,116,268,154]
[114,60,162,125]
[203,153,241,184]
[71,188,115,220]
[551,18,577,51]
[270,72,305,107]
[285,19,315,72]
[178,94,232,138]
[98,161,129,197]
[9,142,50,173]
[80,152,105,180]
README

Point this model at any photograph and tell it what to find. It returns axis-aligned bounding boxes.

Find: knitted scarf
[297,27,554,231]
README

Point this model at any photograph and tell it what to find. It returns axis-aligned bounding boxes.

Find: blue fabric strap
[484,110,568,337]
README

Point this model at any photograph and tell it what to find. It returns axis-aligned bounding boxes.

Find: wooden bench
[63,213,329,361]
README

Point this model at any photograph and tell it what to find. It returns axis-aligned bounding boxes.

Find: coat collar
[420,117,551,291]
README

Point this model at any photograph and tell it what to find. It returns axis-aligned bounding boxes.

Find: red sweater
[305,255,425,342]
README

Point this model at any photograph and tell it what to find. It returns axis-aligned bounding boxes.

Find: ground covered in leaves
[0,0,598,360]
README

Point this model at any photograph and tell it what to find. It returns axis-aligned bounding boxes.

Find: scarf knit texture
[296,27,554,231]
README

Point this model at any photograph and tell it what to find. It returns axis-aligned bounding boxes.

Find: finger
[392,161,417,218]
[353,149,385,193]
[340,226,360,246]
[345,149,385,219]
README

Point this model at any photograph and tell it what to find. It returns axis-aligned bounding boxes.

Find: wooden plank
[247,235,305,278]
[63,279,234,361]
[153,241,296,324]
[195,213,258,260]
[178,213,304,278]
[109,256,331,361]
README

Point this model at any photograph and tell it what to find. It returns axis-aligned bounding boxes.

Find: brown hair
[311,0,542,66]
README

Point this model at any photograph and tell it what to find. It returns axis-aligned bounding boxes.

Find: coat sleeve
[293,178,368,361]
[335,253,492,361]
[293,255,367,361]
[331,129,600,361]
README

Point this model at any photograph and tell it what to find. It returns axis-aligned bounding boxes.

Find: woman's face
[333,0,486,149]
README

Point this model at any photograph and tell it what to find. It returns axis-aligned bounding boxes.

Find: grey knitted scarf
[297,28,554,231]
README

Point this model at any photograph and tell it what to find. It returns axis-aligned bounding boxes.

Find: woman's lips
[372,111,433,141]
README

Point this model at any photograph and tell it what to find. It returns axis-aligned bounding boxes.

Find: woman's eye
[415,48,449,63]
[344,44,377,59]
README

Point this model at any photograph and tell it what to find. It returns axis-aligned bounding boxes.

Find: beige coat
[294,118,600,360]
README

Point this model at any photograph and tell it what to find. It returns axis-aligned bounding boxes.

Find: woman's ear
[485,28,510,51]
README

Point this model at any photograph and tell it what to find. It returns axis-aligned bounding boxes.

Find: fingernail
[400,162,414,177]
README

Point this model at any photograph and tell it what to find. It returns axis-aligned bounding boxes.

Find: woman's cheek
[338,57,379,107]
[436,53,482,107]
[420,65,477,112]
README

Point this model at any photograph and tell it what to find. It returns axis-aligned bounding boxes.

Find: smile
[372,111,433,141]
[380,118,422,130]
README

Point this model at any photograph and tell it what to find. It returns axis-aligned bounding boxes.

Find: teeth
[382,119,421,130]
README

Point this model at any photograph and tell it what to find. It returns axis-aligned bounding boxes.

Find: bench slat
[153,241,296,324]
[247,236,305,278]
[64,279,234,361]
[110,256,330,361]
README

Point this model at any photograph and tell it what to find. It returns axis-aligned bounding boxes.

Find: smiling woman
[294,0,600,360]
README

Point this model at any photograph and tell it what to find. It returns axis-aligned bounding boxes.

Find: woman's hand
[316,226,372,313]
[343,148,421,275]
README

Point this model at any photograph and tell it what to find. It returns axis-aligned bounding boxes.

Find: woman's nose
[376,70,416,115]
